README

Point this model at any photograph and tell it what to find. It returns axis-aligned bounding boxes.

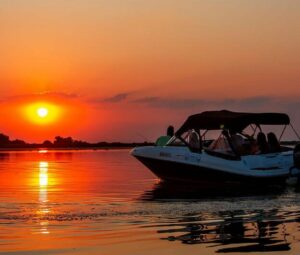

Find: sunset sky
[0,0,300,142]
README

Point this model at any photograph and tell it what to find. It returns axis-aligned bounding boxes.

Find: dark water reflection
[158,209,296,253]
[1,150,300,254]
[141,182,300,253]
[0,152,9,161]
[141,181,287,201]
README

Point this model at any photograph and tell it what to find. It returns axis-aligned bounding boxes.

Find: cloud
[132,97,160,104]
[40,91,79,98]
[89,92,133,104]
[133,97,209,108]
[93,92,296,115]
[131,95,291,111]
[132,97,212,108]
[102,93,129,103]
[1,91,79,103]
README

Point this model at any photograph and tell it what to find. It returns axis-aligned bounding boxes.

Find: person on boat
[188,130,200,151]
[167,125,174,137]
[229,131,248,155]
[256,132,269,154]
[267,132,281,153]
[155,125,174,146]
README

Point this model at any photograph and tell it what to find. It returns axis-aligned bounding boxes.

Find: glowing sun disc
[37,107,48,118]
[24,102,60,125]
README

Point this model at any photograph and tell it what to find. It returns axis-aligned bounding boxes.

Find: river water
[1,149,300,254]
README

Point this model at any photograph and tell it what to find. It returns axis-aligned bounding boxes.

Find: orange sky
[0,0,300,142]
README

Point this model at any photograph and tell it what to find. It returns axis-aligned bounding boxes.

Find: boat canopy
[175,110,290,136]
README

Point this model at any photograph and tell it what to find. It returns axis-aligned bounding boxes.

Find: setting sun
[24,102,60,125]
[37,107,48,118]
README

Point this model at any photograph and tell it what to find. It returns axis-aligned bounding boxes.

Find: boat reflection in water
[141,181,287,201]
[142,182,300,253]
[159,209,293,253]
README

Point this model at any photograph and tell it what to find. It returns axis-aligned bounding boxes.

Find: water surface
[1,150,300,254]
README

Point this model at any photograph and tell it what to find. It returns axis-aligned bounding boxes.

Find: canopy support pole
[290,123,300,140]
[198,130,203,151]
[279,125,287,141]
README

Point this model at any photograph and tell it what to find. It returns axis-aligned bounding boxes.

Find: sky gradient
[0,0,300,142]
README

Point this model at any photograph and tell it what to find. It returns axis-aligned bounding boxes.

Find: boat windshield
[167,130,200,148]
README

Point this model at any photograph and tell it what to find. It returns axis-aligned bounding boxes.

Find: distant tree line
[0,133,153,149]
[0,133,27,147]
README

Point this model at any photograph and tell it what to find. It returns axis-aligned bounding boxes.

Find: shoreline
[0,142,297,152]
[0,146,140,152]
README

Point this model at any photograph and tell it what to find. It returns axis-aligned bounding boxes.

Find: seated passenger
[230,131,247,155]
[267,132,281,153]
[155,125,174,146]
[249,140,259,154]
[155,136,171,146]
[189,130,200,151]
[167,125,174,137]
[256,132,269,154]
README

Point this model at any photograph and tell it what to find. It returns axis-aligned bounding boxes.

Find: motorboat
[131,110,300,186]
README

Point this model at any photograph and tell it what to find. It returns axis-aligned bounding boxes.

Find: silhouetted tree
[42,140,53,147]
[0,133,10,145]
[10,139,26,146]
[53,136,74,147]
[0,133,153,149]
[54,136,63,145]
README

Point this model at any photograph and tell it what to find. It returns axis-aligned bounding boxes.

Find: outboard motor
[293,144,300,169]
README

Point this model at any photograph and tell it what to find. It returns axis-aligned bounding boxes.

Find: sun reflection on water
[38,161,50,234]
[39,161,48,189]
[38,149,48,154]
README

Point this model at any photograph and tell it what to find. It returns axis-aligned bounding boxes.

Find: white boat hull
[131,146,300,185]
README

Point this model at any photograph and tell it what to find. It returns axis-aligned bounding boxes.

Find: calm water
[1,150,300,254]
